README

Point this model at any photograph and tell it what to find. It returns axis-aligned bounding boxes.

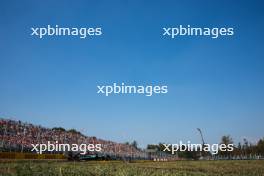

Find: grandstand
[0,118,176,161]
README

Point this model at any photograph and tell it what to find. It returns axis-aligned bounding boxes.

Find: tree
[221,135,233,145]
[131,140,138,149]
[257,138,264,156]
[219,135,233,159]
[68,129,81,135]
[52,127,66,131]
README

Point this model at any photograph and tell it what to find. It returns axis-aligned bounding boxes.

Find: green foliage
[52,127,66,132]
[68,129,81,135]
[131,140,138,149]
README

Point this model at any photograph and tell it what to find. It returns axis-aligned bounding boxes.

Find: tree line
[146,136,264,160]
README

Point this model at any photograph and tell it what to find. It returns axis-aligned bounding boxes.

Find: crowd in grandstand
[0,118,150,159]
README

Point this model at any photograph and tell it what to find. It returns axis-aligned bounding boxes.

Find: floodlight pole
[197,128,205,145]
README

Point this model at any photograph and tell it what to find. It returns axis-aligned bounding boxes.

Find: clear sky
[0,0,263,147]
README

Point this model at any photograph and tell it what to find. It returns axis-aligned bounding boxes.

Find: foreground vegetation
[0,160,264,176]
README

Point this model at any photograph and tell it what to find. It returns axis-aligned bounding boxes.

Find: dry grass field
[0,160,264,176]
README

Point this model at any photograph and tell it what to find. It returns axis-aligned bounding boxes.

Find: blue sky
[0,0,264,147]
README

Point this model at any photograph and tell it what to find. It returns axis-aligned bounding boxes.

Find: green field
[0,160,264,176]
